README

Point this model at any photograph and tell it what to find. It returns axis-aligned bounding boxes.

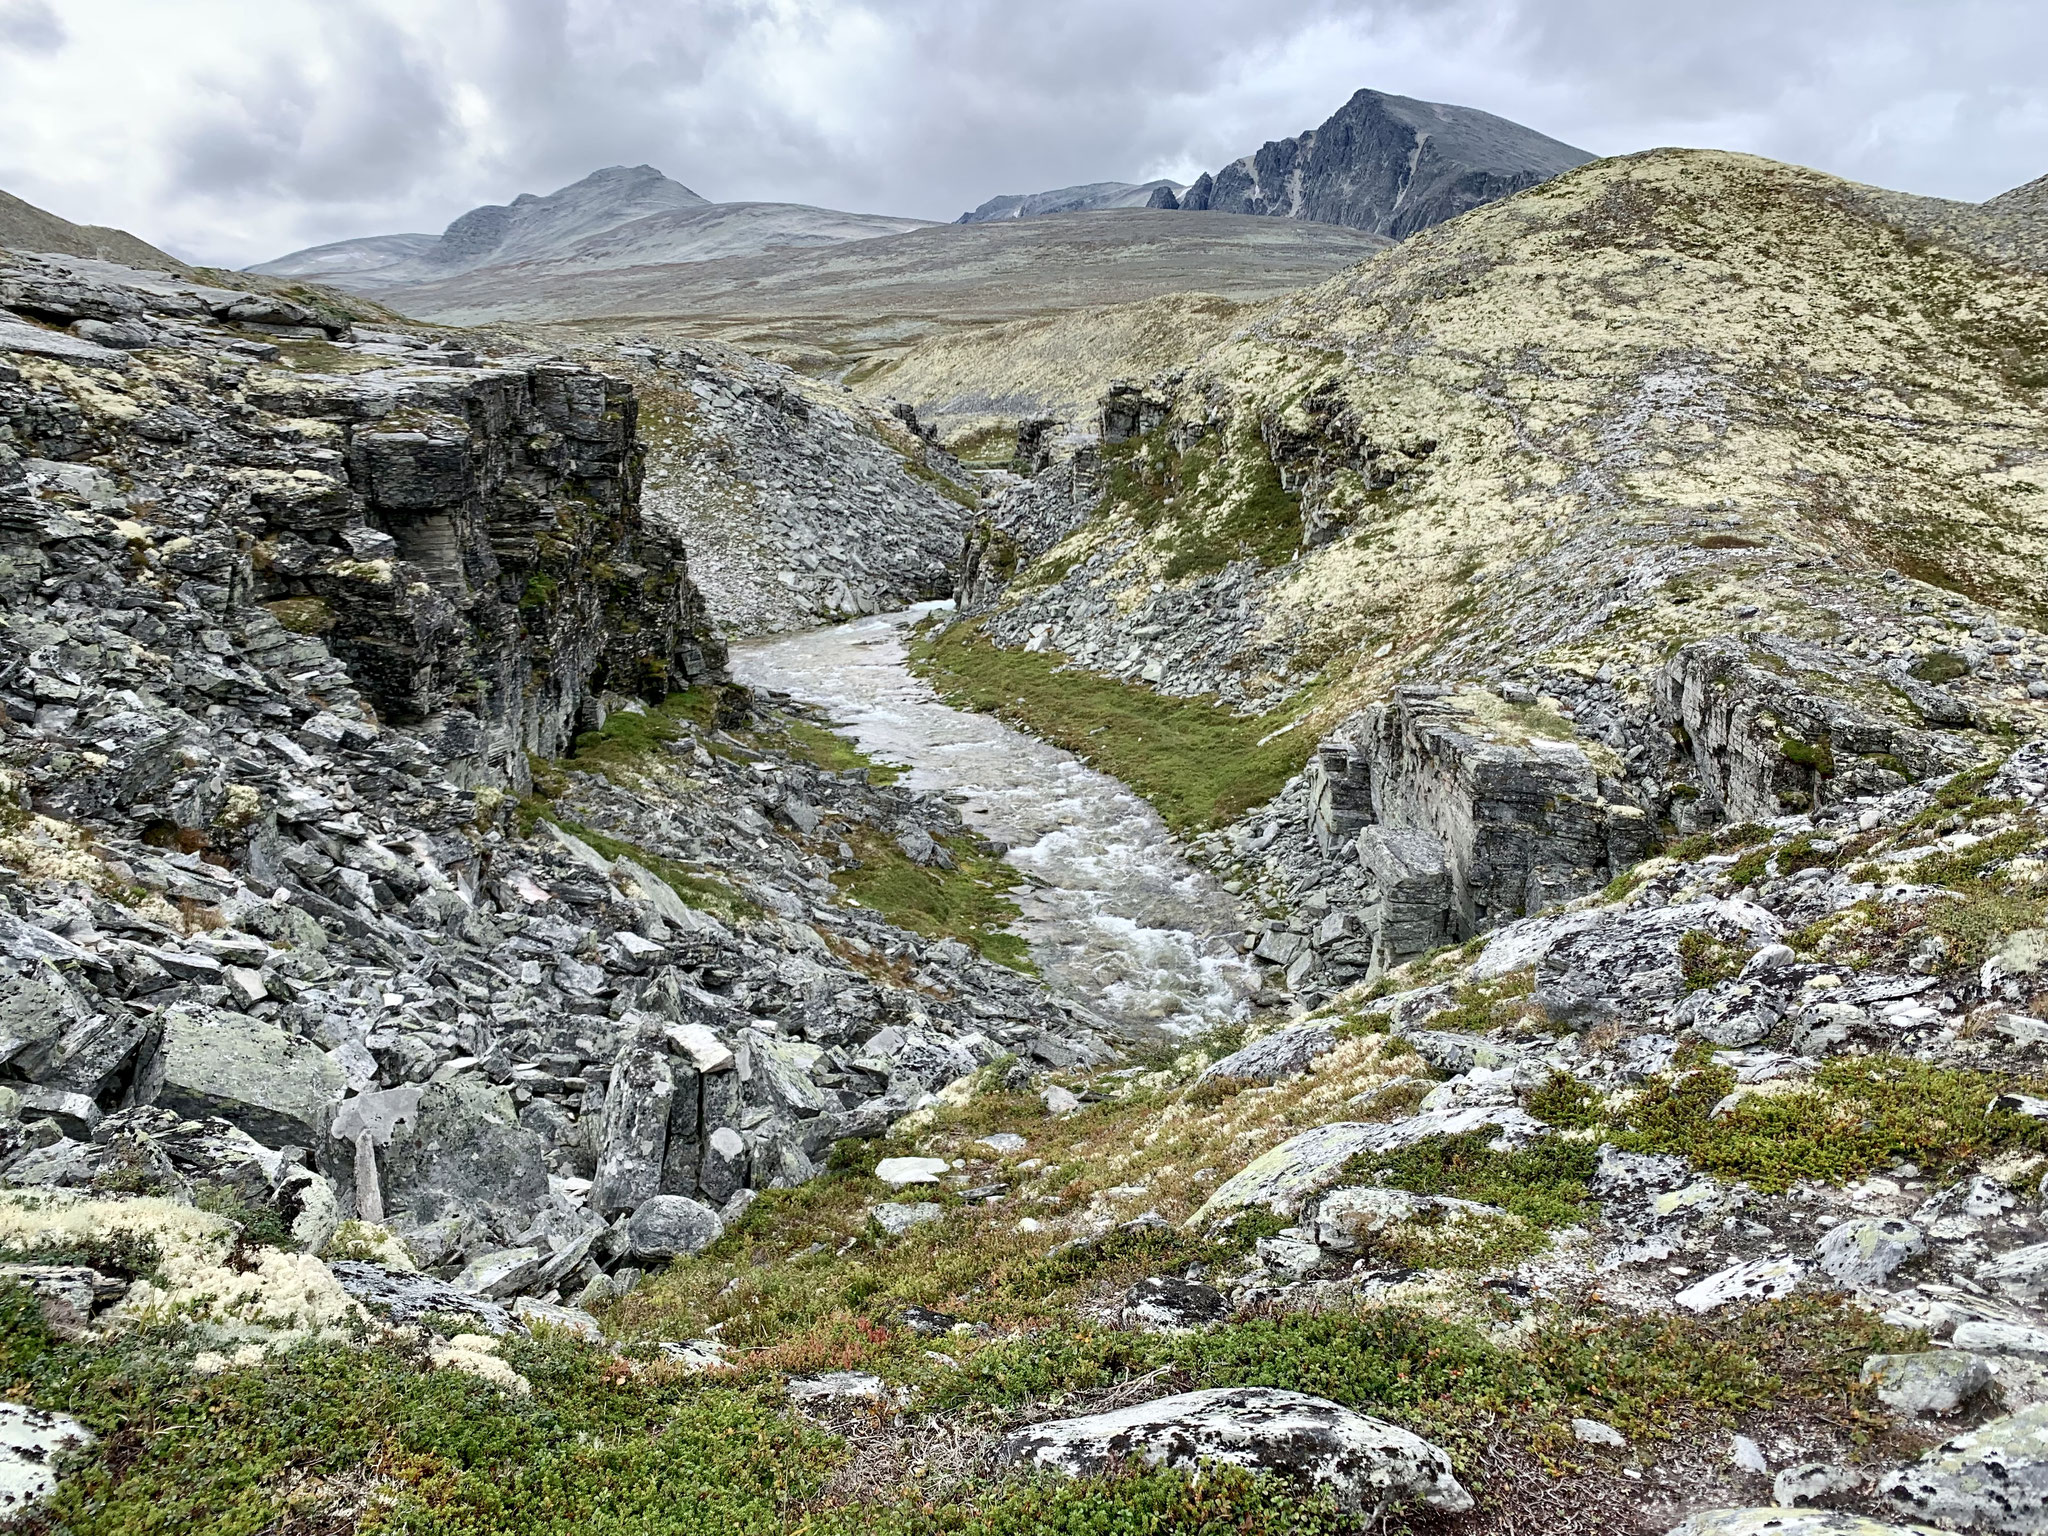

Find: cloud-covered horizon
[1,0,2043,268]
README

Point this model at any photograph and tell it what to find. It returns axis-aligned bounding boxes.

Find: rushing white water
[728,603,1255,1037]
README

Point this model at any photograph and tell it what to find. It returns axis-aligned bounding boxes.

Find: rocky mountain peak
[422,164,709,270]
[1179,84,1594,238]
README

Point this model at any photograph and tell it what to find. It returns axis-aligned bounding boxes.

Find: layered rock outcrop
[1305,688,1652,973]
[0,245,1104,1316]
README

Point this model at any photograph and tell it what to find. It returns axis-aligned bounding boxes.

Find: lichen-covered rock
[1121,1275,1229,1332]
[1816,1218,1925,1290]
[999,1386,1472,1514]
[375,1079,551,1247]
[1536,901,1783,1026]
[624,1194,722,1261]
[1192,1105,1545,1224]
[1980,1242,2048,1303]
[870,1202,944,1238]
[1675,1255,1811,1314]
[1194,1024,1338,1086]
[1879,1403,2048,1532]
[327,1259,518,1334]
[142,1006,342,1148]
[1668,1512,1941,1536]
[1862,1352,1993,1416]
[0,1401,94,1513]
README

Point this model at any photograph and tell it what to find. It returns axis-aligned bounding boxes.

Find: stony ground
[5,144,2048,1536]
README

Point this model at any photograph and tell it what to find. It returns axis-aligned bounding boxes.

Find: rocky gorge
[2,136,2048,1536]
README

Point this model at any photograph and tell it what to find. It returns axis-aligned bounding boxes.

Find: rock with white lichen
[1000,1387,1473,1514]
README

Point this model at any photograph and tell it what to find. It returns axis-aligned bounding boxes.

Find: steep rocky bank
[0,246,1108,1358]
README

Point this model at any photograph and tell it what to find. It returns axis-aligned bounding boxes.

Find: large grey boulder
[625,1194,723,1261]
[377,1078,550,1244]
[591,1047,674,1216]
[1195,1024,1339,1087]
[1880,1403,2048,1532]
[143,1005,342,1147]
[1192,1105,1545,1224]
[1000,1386,1472,1514]
[1535,901,1782,1026]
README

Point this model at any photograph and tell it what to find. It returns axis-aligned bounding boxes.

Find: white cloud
[0,0,2041,268]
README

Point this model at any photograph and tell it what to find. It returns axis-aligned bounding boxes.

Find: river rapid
[728,604,1255,1038]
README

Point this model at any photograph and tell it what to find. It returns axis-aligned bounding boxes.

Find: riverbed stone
[1000,1386,1472,1513]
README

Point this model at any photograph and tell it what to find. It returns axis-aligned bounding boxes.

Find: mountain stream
[728,604,1256,1038]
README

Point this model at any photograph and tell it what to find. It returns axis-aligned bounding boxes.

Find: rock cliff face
[0,244,1102,1319]
[1307,689,1652,973]
[1,249,713,794]
[1179,87,1593,239]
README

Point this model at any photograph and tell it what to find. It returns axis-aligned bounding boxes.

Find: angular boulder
[377,1078,550,1243]
[144,1005,342,1147]
[1879,1403,2048,1532]
[1195,1024,1339,1087]
[1000,1386,1472,1514]
[591,1047,675,1216]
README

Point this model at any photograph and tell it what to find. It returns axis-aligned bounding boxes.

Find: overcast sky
[1,0,2043,268]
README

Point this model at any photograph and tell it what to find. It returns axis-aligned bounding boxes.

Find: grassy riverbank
[906,619,1315,833]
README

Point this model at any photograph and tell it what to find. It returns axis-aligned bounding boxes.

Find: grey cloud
[0,0,66,54]
[170,9,458,205]
[74,0,2048,265]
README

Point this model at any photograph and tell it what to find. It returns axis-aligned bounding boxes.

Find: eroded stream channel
[729,604,1255,1037]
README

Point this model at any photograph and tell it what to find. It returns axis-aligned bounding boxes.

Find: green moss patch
[908,620,1314,832]
[831,825,1032,972]
[1610,1056,2048,1190]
